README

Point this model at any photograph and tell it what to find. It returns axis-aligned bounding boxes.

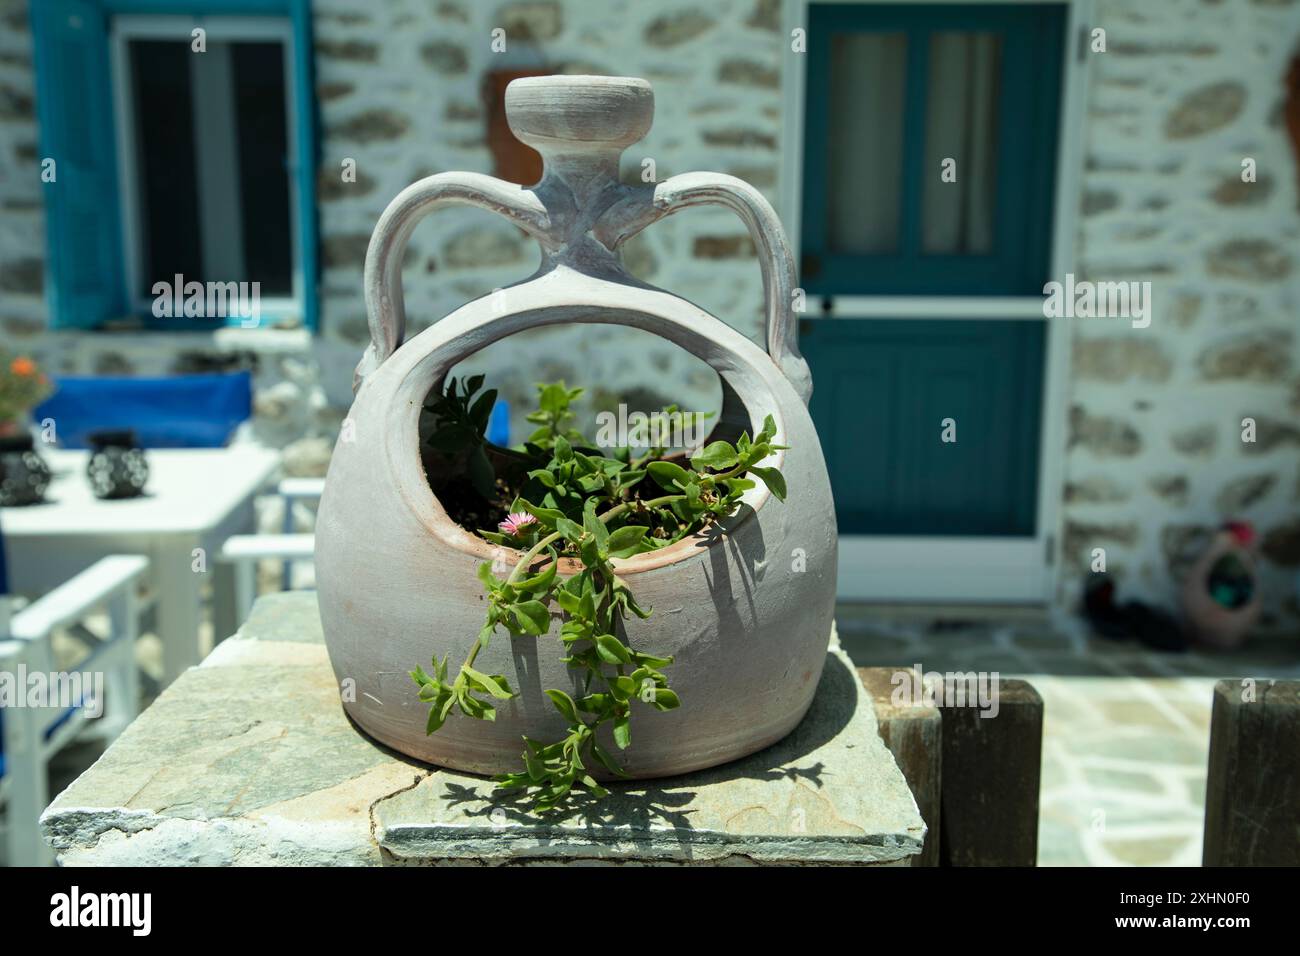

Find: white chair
[219,533,315,625]
[215,477,324,630]
[0,554,148,866]
[276,477,325,587]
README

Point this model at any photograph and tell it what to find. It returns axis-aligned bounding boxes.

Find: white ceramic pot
[316,76,838,778]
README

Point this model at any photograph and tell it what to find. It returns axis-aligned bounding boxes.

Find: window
[112,17,298,323]
[801,3,1065,296]
[30,0,318,331]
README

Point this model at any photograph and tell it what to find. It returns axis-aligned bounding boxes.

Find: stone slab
[42,593,925,866]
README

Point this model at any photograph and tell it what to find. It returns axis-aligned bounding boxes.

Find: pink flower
[499,512,537,536]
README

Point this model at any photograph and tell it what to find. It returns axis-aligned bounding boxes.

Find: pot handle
[356,172,550,392]
[599,172,812,405]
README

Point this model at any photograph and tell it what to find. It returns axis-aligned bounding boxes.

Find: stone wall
[0,0,781,457]
[0,0,1297,626]
[1063,0,1300,628]
[309,0,784,434]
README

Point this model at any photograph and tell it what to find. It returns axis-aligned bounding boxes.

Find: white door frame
[780,0,1095,603]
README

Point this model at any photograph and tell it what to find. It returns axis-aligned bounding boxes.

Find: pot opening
[406,314,778,574]
[420,322,731,542]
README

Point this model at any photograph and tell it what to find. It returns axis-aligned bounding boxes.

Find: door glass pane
[826,32,906,255]
[921,31,1002,255]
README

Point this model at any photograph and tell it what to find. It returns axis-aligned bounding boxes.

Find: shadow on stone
[432,650,856,830]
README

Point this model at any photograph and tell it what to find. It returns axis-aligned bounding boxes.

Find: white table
[2,446,280,685]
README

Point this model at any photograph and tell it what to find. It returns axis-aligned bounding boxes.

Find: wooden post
[940,678,1043,866]
[1203,678,1300,866]
[859,666,941,866]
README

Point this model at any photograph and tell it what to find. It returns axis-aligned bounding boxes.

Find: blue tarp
[33,371,253,449]
[487,399,510,447]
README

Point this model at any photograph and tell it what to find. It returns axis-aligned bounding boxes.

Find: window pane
[826,32,906,255]
[921,31,1002,255]
[126,35,293,306]
[232,41,292,296]
[129,39,202,298]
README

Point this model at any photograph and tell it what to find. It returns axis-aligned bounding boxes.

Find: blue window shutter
[289,0,319,331]
[31,0,125,329]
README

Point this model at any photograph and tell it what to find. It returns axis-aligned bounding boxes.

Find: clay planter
[1181,528,1261,650]
[316,76,837,778]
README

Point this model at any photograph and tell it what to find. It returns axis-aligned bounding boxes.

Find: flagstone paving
[835,607,1300,867]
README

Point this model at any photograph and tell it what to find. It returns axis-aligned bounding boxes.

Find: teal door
[803,319,1044,536]
[800,3,1066,544]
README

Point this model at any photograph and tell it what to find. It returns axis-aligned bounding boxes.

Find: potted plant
[0,351,54,506]
[315,76,837,808]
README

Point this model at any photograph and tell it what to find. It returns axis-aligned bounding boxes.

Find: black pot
[86,429,149,500]
[0,431,52,506]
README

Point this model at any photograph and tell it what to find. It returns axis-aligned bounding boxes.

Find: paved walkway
[835,606,1300,866]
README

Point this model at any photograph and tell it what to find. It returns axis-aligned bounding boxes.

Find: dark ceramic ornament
[0,431,52,506]
[86,429,150,500]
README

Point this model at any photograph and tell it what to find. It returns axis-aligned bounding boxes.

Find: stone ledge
[41,593,925,866]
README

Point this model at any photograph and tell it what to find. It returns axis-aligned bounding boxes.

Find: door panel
[803,318,1045,536]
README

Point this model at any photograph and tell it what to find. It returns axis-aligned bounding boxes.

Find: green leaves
[477,561,503,592]
[514,548,558,593]
[605,525,648,559]
[413,377,799,813]
[648,688,681,712]
[583,501,610,550]
[750,466,787,502]
[690,440,739,471]
[555,516,585,542]
[595,633,633,665]
[545,689,580,723]
[515,499,566,529]
[647,460,691,491]
[591,742,627,778]
[613,714,632,749]
[511,600,551,635]
[410,653,515,733]
[422,376,500,497]
[526,381,587,450]
[463,667,514,700]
